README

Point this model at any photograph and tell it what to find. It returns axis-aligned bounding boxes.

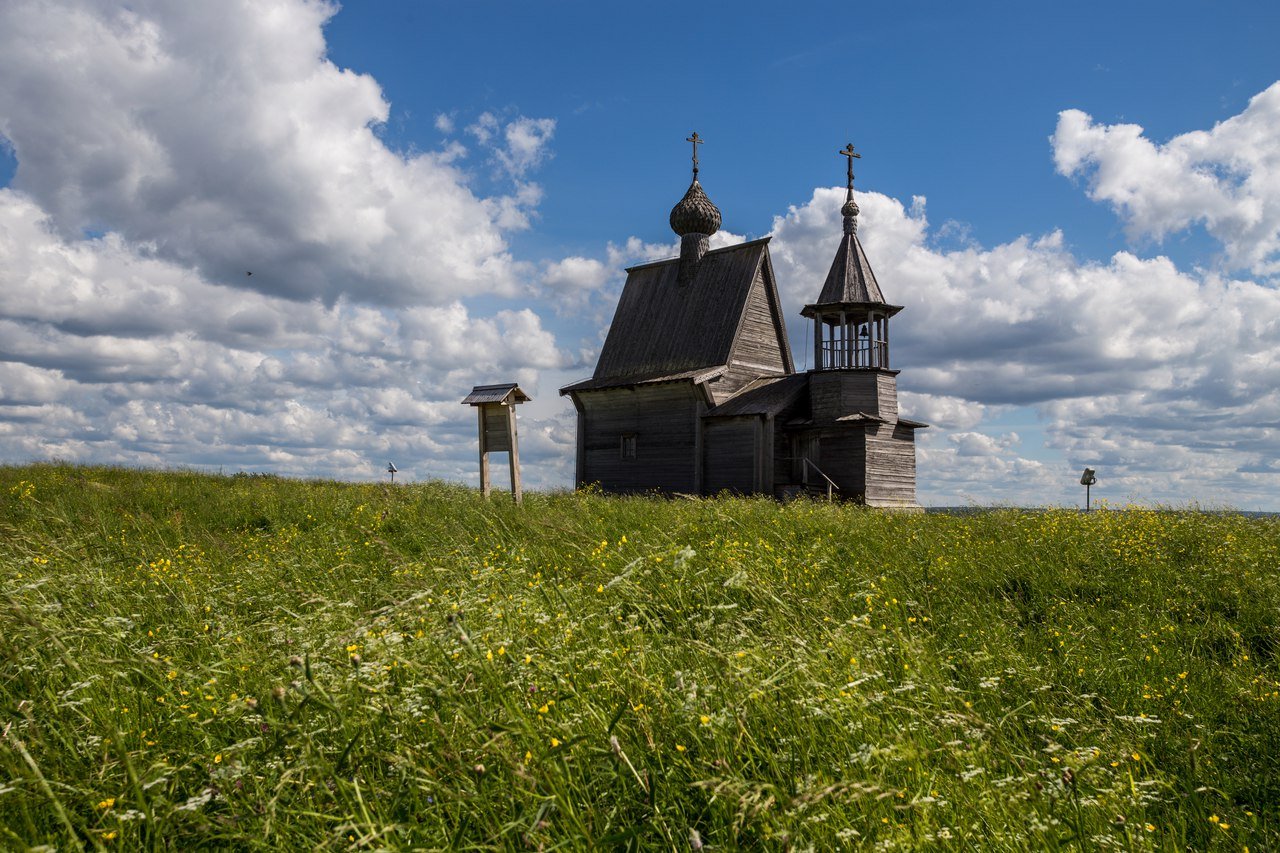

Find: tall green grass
[2,463,1278,849]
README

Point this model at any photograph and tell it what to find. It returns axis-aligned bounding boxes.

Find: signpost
[1080,467,1097,511]
[461,383,531,504]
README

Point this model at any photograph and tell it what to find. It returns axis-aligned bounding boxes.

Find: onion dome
[669,179,722,237]
[841,195,860,218]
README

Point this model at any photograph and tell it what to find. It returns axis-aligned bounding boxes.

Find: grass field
[2,463,1278,850]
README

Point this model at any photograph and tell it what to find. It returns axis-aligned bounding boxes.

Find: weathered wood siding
[577,384,702,494]
[711,269,790,404]
[703,416,759,494]
[812,427,867,498]
[481,406,512,452]
[809,369,899,421]
[863,423,919,507]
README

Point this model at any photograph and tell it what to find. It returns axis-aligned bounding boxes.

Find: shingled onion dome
[841,194,860,231]
[669,179,722,238]
[671,132,721,283]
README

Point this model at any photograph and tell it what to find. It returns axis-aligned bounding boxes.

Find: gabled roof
[704,374,809,418]
[461,383,530,406]
[588,238,775,381]
[801,232,900,319]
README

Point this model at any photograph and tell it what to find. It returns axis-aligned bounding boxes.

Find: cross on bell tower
[838,143,862,234]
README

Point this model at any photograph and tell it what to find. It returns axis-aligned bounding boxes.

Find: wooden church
[560,137,926,507]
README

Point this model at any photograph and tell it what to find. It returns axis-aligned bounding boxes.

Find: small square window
[620,434,637,459]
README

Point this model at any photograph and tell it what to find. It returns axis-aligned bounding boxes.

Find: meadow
[1,463,1278,850]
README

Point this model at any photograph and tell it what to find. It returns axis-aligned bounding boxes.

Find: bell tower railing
[812,313,890,370]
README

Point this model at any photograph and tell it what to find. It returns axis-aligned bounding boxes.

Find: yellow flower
[550,737,561,748]
[214,754,222,764]
[700,715,710,725]
[97,797,116,809]
[1145,823,1155,832]
[675,744,686,752]
[103,831,118,840]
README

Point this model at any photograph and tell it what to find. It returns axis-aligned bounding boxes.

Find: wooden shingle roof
[461,383,531,406]
[588,238,776,381]
[704,374,809,418]
[801,233,902,320]
[560,366,726,394]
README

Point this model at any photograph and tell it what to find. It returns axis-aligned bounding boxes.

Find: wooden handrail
[802,458,839,500]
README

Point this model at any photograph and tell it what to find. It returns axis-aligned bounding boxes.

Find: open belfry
[560,136,925,506]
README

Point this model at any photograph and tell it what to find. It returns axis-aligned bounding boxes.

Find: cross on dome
[669,131,721,238]
[687,132,704,179]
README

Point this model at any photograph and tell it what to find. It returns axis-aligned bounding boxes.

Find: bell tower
[793,143,924,508]
[802,143,902,375]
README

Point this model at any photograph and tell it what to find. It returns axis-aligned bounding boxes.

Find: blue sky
[2,0,1280,508]
[321,1,1277,258]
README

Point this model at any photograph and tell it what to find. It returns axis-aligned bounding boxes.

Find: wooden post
[507,401,522,504]
[813,317,823,370]
[840,311,849,369]
[477,406,490,498]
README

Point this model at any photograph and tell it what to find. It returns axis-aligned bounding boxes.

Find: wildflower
[1145,823,1155,832]
[550,737,561,748]
[214,754,222,764]
[473,763,485,775]
[700,715,711,725]
[676,744,686,752]
[97,797,116,809]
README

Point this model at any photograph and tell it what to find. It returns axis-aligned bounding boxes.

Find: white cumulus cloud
[0,0,545,306]
[764,181,1280,507]
[1053,82,1280,276]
